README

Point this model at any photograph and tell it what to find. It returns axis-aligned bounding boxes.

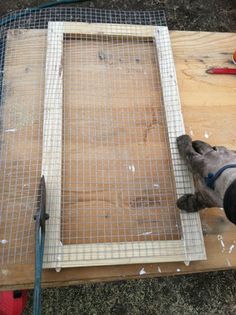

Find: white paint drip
[153,183,160,189]
[189,128,194,136]
[1,239,8,245]
[226,258,232,267]
[5,128,16,133]
[217,234,225,252]
[204,131,209,139]
[138,231,152,236]
[139,267,146,275]
[128,165,135,172]
[176,268,181,272]
[56,254,62,272]
[229,244,235,254]
[1,269,10,276]
[184,260,190,266]
[157,266,162,273]
[55,243,63,272]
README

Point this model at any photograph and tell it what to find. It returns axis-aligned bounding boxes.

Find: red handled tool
[206,50,236,75]
[206,67,236,75]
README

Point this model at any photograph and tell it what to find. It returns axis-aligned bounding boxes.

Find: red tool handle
[0,291,28,315]
[206,67,236,75]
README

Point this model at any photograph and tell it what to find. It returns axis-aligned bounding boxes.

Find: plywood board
[1,30,236,289]
[0,29,45,264]
[0,31,236,289]
[1,28,184,267]
[0,23,206,269]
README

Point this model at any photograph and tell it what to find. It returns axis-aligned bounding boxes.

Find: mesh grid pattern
[0,8,205,267]
[61,33,181,245]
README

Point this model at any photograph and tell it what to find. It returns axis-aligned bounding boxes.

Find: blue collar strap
[205,164,236,190]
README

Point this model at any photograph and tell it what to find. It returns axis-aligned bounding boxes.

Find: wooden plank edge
[1,265,235,291]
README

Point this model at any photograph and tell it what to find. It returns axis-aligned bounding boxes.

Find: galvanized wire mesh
[0,8,205,267]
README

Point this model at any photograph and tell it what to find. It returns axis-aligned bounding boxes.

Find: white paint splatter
[176,268,181,272]
[153,183,160,189]
[157,266,162,273]
[1,239,8,245]
[204,131,209,139]
[5,128,16,133]
[217,235,225,252]
[56,255,62,272]
[226,258,232,267]
[229,244,235,254]
[184,260,190,266]
[55,246,63,272]
[128,165,136,172]
[189,128,194,136]
[139,267,146,275]
[1,269,10,276]
[138,231,152,236]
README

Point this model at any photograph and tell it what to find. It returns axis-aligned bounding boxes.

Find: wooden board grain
[63,22,155,38]
[0,29,45,265]
[172,31,236,149]
[1,30,236,289]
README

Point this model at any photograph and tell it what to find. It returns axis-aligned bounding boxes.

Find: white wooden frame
[43,22,206,269]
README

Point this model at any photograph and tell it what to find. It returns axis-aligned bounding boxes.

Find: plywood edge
[1,31,236,288]
[42,22,63,269]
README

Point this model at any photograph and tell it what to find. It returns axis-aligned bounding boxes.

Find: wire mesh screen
[62,33,181,245]
[0,8,205,267]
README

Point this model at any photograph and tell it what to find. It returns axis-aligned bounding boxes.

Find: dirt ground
[1,1,236,314]
[24,271,236,315]
[0,0,235,31]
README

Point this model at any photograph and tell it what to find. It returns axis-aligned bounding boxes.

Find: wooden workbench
[1,30,236,290]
